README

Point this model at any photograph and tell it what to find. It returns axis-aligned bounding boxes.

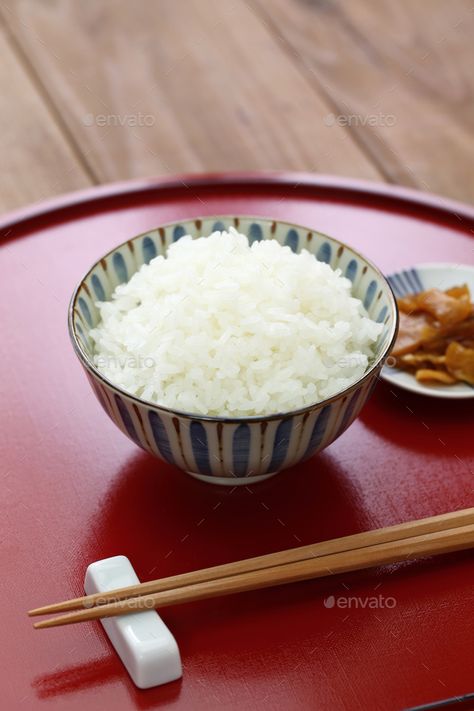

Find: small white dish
[381,262,474,399]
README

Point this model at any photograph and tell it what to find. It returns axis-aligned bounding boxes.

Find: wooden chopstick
[33,518,474,629]
[29,507,474,618]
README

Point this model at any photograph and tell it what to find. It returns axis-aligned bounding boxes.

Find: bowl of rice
[69,216,398,485]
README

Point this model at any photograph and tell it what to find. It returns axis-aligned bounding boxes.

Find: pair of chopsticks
[29,507,474,629]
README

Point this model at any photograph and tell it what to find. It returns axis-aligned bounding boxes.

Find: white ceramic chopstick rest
[84,555,182,689]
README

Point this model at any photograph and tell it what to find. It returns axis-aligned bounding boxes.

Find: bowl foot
[185,470,280,485]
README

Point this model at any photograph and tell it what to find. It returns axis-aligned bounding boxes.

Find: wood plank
[0,0,381,183]
[252,0,474,203]
[0,22,91,213]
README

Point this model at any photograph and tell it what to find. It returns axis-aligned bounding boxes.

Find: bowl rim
[68,214,399,423]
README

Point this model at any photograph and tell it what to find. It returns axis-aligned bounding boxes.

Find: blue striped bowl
[69,216,398,485]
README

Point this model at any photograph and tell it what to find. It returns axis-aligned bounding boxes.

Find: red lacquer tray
[1,173,473,711]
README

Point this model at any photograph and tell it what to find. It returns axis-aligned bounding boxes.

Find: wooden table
[0,0,473,214]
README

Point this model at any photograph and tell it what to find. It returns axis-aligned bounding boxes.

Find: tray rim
[1,171,473,236]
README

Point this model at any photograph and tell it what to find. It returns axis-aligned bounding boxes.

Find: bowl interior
[70,216,397,402]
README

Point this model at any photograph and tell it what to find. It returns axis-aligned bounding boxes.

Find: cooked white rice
[90,229,382,417]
